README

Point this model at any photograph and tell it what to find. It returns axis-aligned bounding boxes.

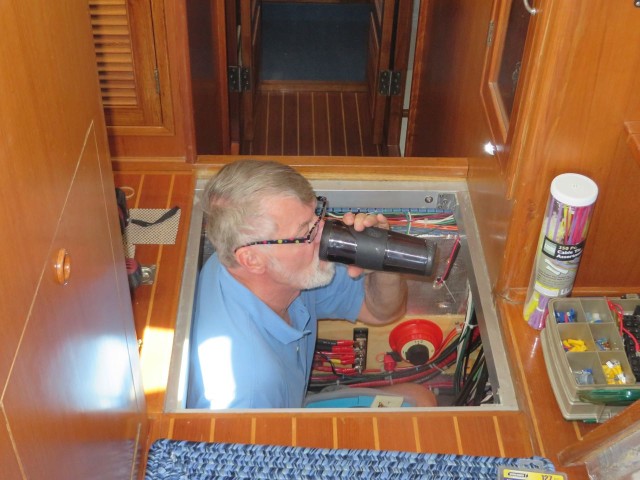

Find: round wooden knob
[54,248,71,285]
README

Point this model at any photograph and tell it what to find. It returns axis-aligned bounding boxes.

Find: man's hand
[341,212,408,325]
[341,211,390,231]
[340,212,390,278]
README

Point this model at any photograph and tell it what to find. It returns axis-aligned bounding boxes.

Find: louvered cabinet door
[89,0,170,129]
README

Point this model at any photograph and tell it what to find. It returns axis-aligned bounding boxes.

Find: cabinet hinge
[154,68,160,94]
[228,66,251,93]
[486,20,495,47]
[377,70,402,96]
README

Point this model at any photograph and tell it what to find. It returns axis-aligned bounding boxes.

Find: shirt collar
[220,261,313,344]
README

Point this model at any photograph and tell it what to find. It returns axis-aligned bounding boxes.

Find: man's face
[262,196,335,290]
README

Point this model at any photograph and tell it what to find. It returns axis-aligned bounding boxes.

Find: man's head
[202,160,334,289]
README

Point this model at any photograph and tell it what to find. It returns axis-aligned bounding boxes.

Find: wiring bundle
[326,208,458,237]
[311,310,491,406]
[310,205,491,405]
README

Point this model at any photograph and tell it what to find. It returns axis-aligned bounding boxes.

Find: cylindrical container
[523,173,598,329]
[319,219,437,276]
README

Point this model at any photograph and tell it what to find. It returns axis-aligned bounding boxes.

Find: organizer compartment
[541,297,640,421]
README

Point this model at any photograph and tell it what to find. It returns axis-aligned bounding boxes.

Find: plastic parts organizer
[540,297,640,422]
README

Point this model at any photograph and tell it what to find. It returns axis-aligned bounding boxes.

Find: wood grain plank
[195,155,469,180]
[254,415,295,447]
[342,92,364,156]
[298,92,315,155]
[456,414,504,457]
[335,416,376,450]
[313,93,332,156]
[142,173,193,331]
[357,91,379,156]
[200,90,388,157]
[375,415,420,452]
[282,92,299,155]
[494,414,534,458]
[171,417,214,443]
[413,415,461,454]
[114,172,194,413]
[267,91,284,155]
[249,91,269,155]
[294,415,338,449]
[326,92,347,156]
[212,416,254,444]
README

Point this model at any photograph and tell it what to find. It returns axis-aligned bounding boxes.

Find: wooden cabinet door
[89,0,174,133]
[480,0,533,175]
[0,0,145,477]
[367,0,413,146]
[3,125,145,479]
[238,0,262,142]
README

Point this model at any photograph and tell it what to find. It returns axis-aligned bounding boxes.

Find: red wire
[347,351,458,388]
[607,300,640,352]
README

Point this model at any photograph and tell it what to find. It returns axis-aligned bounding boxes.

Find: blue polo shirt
[186,253,365,409]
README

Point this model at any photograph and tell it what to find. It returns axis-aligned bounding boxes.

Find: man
[187,160,435,408]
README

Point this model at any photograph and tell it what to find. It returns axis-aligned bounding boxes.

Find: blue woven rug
[145,439,556,479]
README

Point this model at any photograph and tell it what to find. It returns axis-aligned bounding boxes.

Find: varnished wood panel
[0,411,23,479]
[498,0,640,296]
[497,301,595,479]
[2,0,146,477]
[627,121,640,167]
[107,0,195,161]
[406,0,494,157]
[144,411,546,468]
[254,416,296,447]
[294,416,336,448]
[4,126,144,479]
[559,399,640,466]
[0,0,117,389]
[114,172,195,413]
[244,91,382,156]
[187,0,230,154]
[212,416,254,444]
[194,155,468,181]
[414,415,461,454]
[171,417,214,443]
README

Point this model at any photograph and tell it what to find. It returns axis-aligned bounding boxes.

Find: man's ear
[234,247,267,273]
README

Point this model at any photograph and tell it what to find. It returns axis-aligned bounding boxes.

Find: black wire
[472,360,490,405]
[315,352,342,378]
[453,347,485,406]
[453,310,478,393]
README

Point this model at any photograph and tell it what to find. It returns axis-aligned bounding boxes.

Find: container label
[498,467,567,479]
[533,239,582,296]
[541,238,585,261]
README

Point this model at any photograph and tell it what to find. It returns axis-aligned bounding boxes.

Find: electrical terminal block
[353,328,368,373]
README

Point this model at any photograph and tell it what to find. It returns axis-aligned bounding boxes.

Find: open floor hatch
[165,179,518,412]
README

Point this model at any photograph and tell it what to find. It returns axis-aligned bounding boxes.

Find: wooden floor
[242,90,385,157]
[114,169,597,479]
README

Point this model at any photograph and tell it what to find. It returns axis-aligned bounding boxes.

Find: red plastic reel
[389,319,444,365]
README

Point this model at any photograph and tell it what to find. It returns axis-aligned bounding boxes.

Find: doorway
[186,0,413,157]
[260,2,370,83]
[247,2,380,156]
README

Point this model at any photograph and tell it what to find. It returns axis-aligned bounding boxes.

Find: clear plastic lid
[550,173,598,207]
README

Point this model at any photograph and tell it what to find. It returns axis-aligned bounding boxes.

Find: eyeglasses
[234,196,327,252]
